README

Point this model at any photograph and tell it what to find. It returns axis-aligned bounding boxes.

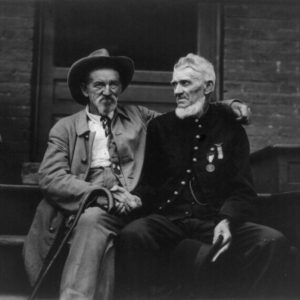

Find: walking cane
[28,188,114,300]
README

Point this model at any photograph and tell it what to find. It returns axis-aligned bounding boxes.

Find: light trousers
[60,207,126,300]
[60,167,126,300]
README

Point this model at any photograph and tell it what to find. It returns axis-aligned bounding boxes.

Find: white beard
[175,99,206,119]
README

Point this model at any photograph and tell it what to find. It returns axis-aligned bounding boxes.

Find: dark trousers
[116,213,290,299]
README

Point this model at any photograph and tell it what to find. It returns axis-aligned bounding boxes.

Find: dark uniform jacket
[134,104,257,223]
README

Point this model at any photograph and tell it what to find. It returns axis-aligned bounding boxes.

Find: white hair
[174,53,216,86]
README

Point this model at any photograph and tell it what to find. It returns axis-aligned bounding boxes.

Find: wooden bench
[0,184,299,298]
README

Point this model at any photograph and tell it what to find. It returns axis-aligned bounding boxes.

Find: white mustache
[99,96,116,102]
[176,95,187,100]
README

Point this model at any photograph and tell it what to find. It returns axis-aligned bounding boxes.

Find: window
[54,0,198,71]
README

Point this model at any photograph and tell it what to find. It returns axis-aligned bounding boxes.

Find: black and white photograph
[0,0,299,299]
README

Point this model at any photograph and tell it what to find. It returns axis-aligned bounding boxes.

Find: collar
[75,105,131,137]
[86,105,130,122]
[75,109,90,137]
[86,106,114,124]
[194,104,219,133]
[174,104,217,131]
[114,105,131,121]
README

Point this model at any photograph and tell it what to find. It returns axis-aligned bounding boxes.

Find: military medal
[215,143,224,159]
[206,149,215,172]
[206,163,215,172]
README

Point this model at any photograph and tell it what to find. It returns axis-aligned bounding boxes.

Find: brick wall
[223,3,300,152]
[0,1,35,182]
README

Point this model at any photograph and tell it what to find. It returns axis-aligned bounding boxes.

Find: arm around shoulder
[215,99,251,124]
[137,105,161,126]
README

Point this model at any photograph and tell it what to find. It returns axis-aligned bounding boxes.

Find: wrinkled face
[81,68,122,116]
[171,66,210,118]
[171,67,206,109]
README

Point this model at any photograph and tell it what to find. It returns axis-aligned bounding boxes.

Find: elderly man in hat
[23,49,250,300]
[117,53,290,299]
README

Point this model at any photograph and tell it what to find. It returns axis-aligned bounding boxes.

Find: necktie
[100,116,121,175]
[100,116,111,137]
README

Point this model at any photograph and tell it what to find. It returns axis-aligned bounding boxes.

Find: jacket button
[158,206,163,210]
[185,211,189,215]
[181,181,186,185]
[166,199,171,203]
[81,157,87,163]
[192,158,197,162]
[174,191,179,195]
[194,146,199,150]
[195,118,199,123]
[84,134,89,140]
[195,135,201,139]
[186,169,192,174]
[49,226,55,233]
[198,124,202,128]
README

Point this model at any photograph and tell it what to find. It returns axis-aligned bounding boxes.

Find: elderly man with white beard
[116,53,290,299]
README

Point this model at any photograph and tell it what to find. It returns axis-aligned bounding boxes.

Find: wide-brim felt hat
[67,48,134,105]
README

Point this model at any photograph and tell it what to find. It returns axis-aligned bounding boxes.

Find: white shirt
[86,107,114,168]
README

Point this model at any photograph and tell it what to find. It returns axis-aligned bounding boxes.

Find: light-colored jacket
[23,105,158,285]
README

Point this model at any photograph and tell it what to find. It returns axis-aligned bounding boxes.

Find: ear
[80,83,88,97]
[204,80,214,95]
